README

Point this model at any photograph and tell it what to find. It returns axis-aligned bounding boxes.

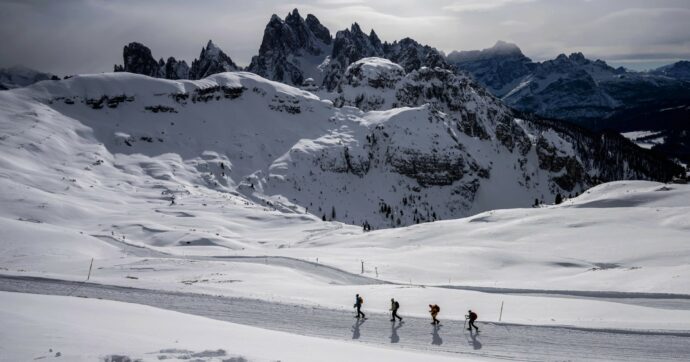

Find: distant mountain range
[0,66,58,90]
[4,8,689,164]
[447,41,690,163]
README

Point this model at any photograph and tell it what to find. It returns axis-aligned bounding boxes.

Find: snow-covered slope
[1,69,679,230]
[1,291,465,362]
[1,70,689,358]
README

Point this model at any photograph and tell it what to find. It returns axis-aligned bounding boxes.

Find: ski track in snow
[93,234,388,286]
[1,275,689,362]
[93,234,690,310]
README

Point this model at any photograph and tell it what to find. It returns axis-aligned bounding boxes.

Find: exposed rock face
[163,57,189,80]
[247,9,332,86]
[114,41,237,80]
[117,42,164,78]
[189,40,239,80]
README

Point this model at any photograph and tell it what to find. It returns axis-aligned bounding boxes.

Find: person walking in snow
[429,304,440,325]
[390,298,402,322]
[467,309,479,332]
[354,294,365,319]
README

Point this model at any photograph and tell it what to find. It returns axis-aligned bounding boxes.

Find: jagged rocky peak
[305,14,331,44]
[247,9,332,85]
[117,42,164,78]
[114,42,192,80]
[284,8,331,51]
[333,22,384,61]
[554,52,587,64]
[540,52,619,75]
[163,57,189,80]
[189,40,239,80]
[323,23,385,90]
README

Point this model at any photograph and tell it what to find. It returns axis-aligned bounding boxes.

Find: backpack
[358,296,364,304]
[394,301,400,309]
[470,312,477,320]
[436,305,440,312]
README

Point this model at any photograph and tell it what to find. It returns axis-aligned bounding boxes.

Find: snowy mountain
[0,65,57,90]
[3,7,690,361]
[1,66,679,230]
[652,60,690,81]
[447,40,536,96]
[247,9,333,86]
[322,24,450,91]
[450,43,690,123]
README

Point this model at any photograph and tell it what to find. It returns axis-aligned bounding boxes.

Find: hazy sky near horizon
[1,0,689,75]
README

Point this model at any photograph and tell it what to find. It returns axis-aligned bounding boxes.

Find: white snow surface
[1,71,690,360]
[0,291,466,362]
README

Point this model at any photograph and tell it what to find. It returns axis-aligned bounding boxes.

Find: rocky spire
[247,9,333,85]
[189,40,239,80]
[164,57,190,80]
[117,42,164,78]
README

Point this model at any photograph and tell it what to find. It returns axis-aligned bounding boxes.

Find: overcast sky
[2,0,689,75]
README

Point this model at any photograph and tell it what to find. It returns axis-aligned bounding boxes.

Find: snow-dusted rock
[163,57,190,80]
[189,40,239,80]
[652,60,690,81]
[247,9,332,86]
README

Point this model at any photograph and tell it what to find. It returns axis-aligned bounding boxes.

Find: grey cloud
[0,0,688,75]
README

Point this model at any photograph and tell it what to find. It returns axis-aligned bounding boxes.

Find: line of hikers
[354,294,480,332]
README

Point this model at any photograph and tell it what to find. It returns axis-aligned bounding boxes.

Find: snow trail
[1,274,689,361]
